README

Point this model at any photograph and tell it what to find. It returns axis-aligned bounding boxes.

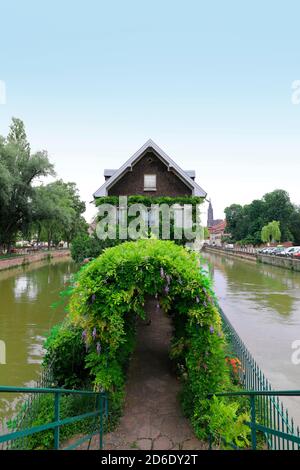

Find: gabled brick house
[93,139,207,199]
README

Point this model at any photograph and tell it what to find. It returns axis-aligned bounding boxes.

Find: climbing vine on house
[44,239,250,446]
[97,195,204,244]
[71,196,204,262]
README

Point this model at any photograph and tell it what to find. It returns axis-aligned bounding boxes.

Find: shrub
[8,393,100,450]
[64,240,229,434]
[70,232,122,263]
[44,321,88,389]
[203,396,250,449]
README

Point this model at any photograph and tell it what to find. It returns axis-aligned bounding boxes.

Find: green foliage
[44,238,246,443]
[225,189,298,245]
[203,396,250,449]
[70,232,123,263]
[0,118,87,251]
[31,180,87,249]
[0,118,54,249]
[261,220,281,243]
[289,206,300,245]
[224,204,245,243]
[203,227,210,239]
[8,393,100,450]
[94,195,204,249]
[71,196,205,262]
[43,321,88,389]
[95,195,203,207]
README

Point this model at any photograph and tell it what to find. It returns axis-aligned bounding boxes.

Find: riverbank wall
[203,246,300,272]
[257,253,300,272]
[203,246,257,262]
[0,250,71,272]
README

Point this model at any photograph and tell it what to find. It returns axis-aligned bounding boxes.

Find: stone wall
[0,250,70,272]
[203,246,257,262]
[257,254,300,271]
[203,246,300,272]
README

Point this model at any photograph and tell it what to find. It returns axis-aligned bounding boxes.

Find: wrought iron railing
[219,307,300,450]
[208,390,300,450]
[0,386,108,450]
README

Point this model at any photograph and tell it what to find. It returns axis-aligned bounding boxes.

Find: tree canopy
[225,190,299,245]
[261,221,281,244]
[0,118,87,250]
[31,181,87,248]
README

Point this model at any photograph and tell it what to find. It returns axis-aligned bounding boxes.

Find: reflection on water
[204,253,300,318]
[14,276,38,301]
[0,258,76,422]
[202,251,300,425]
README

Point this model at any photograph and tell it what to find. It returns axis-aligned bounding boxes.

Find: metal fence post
[54,392,61,450]
[99,394,103,450]
[250,395,257,450]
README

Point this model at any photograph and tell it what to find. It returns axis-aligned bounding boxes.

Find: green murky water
[1,251,300,427]
[0,258,77,422]
[202,251,300,425]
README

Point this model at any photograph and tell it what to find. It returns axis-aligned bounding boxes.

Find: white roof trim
[93,139,207,198]
[104,169,117,177]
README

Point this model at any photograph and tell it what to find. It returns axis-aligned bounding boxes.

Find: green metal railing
[208,390,300,450]
[4,363,55,443]
[0,386,108,450]
[219,307,300,450]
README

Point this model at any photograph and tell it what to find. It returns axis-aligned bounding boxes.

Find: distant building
[206,200,227,246]
[207,200,223,228]
[207,199,214,227]
[208,220,227,246]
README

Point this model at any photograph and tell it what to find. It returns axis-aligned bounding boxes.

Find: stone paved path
[69,298,207,450]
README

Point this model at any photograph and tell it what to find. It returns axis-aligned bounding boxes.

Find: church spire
[207,199,214,227]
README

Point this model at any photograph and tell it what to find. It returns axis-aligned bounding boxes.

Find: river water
[202,250,300,426]
[1,252,300,429]
[0,258,76,423]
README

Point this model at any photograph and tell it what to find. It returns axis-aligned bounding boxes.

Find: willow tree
[261,220,281,244]
[0,118,55,251]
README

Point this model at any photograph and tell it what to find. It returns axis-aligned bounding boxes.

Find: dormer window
[144,174,156,191]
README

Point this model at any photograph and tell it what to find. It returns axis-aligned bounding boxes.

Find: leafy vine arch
[66,239,229,434]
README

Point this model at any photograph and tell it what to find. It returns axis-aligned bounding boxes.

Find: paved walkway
[71,298,207,450]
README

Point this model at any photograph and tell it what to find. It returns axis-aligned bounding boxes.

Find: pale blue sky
[1,1,300,221]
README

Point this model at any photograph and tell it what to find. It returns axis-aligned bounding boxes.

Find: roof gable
[93,139,207,198]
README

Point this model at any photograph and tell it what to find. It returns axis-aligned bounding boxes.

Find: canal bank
[203,245,257,262]
[202,249,300,426]
[257,253,300,272]
[204,246,300,272]
[0,249,70,272]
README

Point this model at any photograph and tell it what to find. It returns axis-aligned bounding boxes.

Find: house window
[144,174,156,191]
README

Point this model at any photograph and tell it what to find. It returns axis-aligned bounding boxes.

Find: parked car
[277,247,295,257]
[292,248,300,258]
[260,247,273,254]
[282,246,300,257]
[265,247,279,255]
